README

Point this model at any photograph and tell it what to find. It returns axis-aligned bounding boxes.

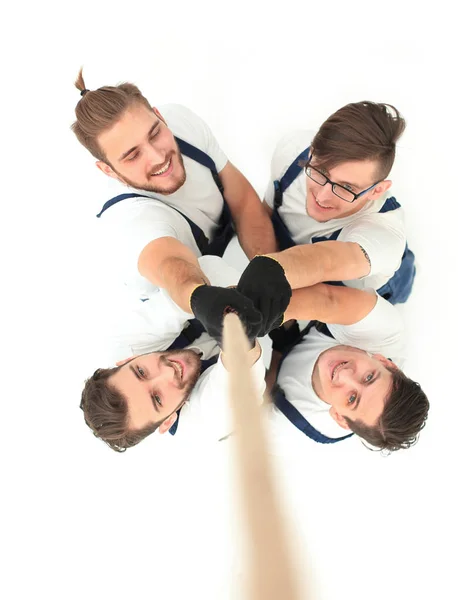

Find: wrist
[188,282,208,313]
[261,253,284,269]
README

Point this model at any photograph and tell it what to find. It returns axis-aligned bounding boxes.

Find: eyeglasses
[305,160,380,203]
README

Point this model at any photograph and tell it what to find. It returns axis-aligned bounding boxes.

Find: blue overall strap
[311,229,341,244]
[271,146,311,249]
[96,137,224,218]
[168,354,219,436]
[271,321,354,442]
[167,319,207,351]
[96,193,144,218]
[175,137,224,192]
[174,137,234,257]
[97,192,209,253]
[313,321,334,339]
[310,196,401,244]
[97,138,233,257]
[273,146,311,209]
[310,195,415,302]
[273,387,353,444]
[271,209,297,250]
[379,196,401,213]
[276,320,321,370]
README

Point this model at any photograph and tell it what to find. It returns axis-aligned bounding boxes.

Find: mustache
[148,152,174,177]
[160,355,185,388]
[159,352,201,392]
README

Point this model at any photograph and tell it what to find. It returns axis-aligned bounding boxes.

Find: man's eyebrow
[310,163,361,190]
[129,364,160,412]
[352,396,361,412]
[150,393,161,413]
[335,178,361,190]
[129,365,140,379]
[367,372,381,387]
[118,120,160,161]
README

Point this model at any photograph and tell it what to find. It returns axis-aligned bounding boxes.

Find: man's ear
[152,106,167,125]
[329,406,352,430]
[116,356,136,367]
[96,160,124,183]
[370,179,392,199]
[158,412,178,434]
[373,354,399,370]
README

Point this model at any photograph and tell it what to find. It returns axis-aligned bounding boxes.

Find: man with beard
[81,256,429,453]
[72,69,279,350]
[80,257,268,451]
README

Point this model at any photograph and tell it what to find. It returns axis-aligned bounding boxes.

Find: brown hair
[307,101,406,181]
[71,68,154,162]
[80,366,162,452]
[344,366,429,453]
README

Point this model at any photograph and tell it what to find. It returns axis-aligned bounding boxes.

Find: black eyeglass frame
[304,156,381,203]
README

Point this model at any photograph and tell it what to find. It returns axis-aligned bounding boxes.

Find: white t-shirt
[98,104,229,298]
[103,255,241,363]
[272,294,405,439]
[264,130,407,291]
[103,254,266,443]
[172,348,266,442]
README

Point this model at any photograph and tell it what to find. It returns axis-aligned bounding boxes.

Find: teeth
[171,360,183,379]
[152,159,171,176]
[332,362,346,380]
[316,198,332,209]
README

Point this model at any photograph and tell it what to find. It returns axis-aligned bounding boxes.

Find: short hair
[344,366,429,453]
[306,101,406,181]
[80,366,162,453]
[71,68,154,162]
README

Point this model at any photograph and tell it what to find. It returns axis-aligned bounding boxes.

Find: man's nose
[145,144,166,170]
[315,181,336,201]
[336,366,357,387]
[160,361,180,388]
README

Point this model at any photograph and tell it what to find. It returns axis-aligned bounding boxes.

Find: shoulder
[340,196,406,236]
[270,129,315,179]
[329,294,405,356]
[158,103,211,141]
[100,194,182,224]
[100,197,201,248]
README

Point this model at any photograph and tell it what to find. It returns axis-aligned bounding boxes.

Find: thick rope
[222,314,302,600]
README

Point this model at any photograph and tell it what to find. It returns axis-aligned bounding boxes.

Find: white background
[2,1,457,598]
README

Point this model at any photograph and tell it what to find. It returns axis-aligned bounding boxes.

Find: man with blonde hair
[72,69,283,350]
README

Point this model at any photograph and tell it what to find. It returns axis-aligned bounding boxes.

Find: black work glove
[237,255,292,337]
[190,284,263,346]
[268,320,300,353]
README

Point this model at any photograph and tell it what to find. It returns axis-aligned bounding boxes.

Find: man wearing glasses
[260,101,415,306]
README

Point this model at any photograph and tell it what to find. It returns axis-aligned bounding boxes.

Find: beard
[114,149,187,195]
[160,349,202,397]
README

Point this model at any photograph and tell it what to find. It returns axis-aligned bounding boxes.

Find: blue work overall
[168,355,219,436]
[97,137,234,350]
[272,320,354,444]
[271,147,416,304]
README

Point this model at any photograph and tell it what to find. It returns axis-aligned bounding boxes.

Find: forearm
[267,241,370,289]
[155,256,210,313]
[235,201,278,258]
[284,284,377,325]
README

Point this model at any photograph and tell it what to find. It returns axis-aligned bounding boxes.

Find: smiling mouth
[169,359,184,381]
[331,361,348,381]
[151,158,171,176]
[315,196,335,210]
